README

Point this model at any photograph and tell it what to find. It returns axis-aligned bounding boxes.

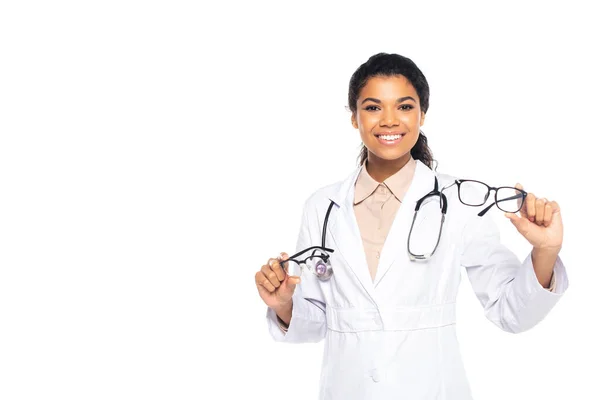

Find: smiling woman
[253,53,569,400]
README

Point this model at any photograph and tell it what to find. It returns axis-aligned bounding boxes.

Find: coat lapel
[324,161,438,299]
[373,160,437,287]
[326,167,378,302]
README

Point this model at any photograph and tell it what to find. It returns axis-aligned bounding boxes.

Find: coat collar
[327,159,435,211]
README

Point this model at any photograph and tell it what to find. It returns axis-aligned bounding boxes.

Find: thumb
[285,275,301,289]
[505,212,529,233]
[280,275,300,296]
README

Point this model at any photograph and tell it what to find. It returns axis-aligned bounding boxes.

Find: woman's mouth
[375,132,405,146]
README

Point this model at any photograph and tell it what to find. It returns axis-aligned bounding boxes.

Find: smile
[375,132,405,145]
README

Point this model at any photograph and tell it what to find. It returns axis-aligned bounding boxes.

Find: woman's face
[352,75,425,163]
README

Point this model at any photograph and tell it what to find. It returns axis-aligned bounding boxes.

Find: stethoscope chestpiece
[313,259,333,281]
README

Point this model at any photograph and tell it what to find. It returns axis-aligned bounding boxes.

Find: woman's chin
[368,147,412,162]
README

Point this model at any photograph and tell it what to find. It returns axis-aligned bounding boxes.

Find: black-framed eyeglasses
[448,179,527,216]
[280,245,334,280]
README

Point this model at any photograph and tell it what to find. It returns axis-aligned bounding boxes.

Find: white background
[1,1,598,399]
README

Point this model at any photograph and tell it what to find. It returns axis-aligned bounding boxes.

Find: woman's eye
[363,104,413,111]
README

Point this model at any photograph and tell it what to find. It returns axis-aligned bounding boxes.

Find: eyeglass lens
[284,249,330,278]
[459,181,523,213]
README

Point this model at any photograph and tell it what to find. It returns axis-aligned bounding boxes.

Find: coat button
[371,369,381,382]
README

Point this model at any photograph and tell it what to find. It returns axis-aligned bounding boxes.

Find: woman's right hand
[255,252,300,310]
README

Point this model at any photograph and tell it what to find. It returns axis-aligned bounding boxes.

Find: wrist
[532,245,561,256]
[273,299,293,315]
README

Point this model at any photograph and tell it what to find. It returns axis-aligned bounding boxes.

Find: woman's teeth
[375,133,404,145]
[380,134,401,141]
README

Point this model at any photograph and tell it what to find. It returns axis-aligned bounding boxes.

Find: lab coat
[266,160,568,400]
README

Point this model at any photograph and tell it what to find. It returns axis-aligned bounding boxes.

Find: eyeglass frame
[280,245,334,272]
[445,179,528,217]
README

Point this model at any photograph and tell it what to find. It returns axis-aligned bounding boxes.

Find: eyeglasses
[450,179,527,216]
[280,245,335,280]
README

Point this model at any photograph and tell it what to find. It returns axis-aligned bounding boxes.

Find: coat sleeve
[460,213,569,334]
[265,198,327,343]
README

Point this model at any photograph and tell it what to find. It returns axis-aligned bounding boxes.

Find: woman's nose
[379,109,399,127]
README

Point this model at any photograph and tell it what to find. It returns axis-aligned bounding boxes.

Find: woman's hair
[348,53,436,170]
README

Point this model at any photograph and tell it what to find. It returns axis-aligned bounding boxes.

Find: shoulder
[300,167,361,216]
[432,167,501,243]
[430,166,480,226]
[436,170,458,188]
[302,180,342,213]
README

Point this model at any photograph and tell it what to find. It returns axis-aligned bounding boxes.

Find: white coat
[266,160,568,400]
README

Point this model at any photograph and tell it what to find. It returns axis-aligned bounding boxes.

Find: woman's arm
[265,198,327,343]
[460,211,568,334]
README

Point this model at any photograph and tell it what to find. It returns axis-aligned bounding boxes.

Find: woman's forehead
[360,75,418,100]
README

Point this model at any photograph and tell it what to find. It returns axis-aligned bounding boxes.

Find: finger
[535,198,546,224]
[550,200,563,225]
[255,271,276,293]
[284,274,300,289]
[526,192,536,222]
[543,202,553,227]
[256,283,270,298]
[288,275,300,285]
[269,257,285,282]
[505,212,530,235]
[261,263,281,288]
[278,252,290,276]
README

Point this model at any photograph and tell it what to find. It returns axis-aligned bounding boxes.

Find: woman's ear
[420,111,426,127]
[351,113,358,129]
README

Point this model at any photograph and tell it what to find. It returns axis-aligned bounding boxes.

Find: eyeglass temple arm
[477,192,527,217]
[285,245,335,262]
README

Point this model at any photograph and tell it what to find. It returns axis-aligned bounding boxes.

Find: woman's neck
[366,153,412,183]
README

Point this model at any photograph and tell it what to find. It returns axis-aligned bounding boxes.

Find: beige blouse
[353,157,417,282]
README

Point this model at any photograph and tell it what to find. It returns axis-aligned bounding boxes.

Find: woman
[254,53,568,399]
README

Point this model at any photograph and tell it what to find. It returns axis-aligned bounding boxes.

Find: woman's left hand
[504,183,563,251]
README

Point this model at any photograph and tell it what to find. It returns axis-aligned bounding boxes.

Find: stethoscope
[288,176,446,281]
[407,176,447,261]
